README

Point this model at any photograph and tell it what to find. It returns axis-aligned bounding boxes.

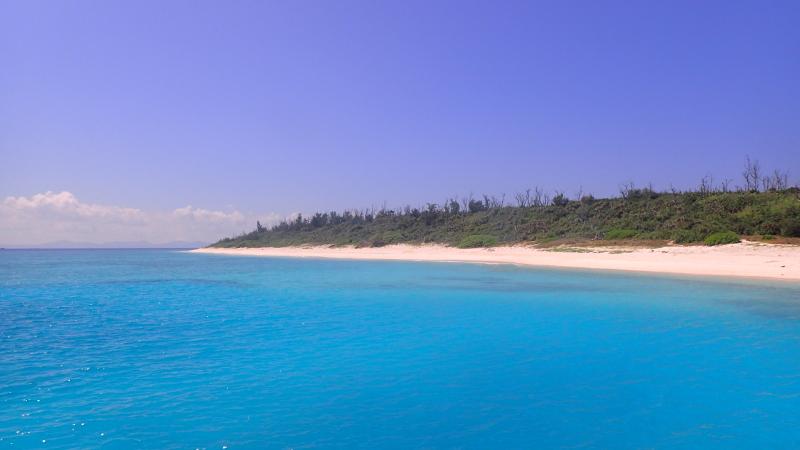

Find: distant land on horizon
[1,240,207,250]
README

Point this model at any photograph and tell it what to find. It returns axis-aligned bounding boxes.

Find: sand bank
[191,242,800,282]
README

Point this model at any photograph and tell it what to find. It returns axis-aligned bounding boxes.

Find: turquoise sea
[2,249,800,449]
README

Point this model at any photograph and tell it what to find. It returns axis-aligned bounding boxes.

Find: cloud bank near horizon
[0,191,281,246]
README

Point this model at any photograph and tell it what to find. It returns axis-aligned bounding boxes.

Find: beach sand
[191,242,800,282]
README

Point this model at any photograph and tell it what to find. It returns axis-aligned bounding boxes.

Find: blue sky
[1,1,798,244]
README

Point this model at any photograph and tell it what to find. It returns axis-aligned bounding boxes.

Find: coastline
[190,242,800,282]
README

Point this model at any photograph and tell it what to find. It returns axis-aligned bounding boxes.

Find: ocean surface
[2,249,800,449]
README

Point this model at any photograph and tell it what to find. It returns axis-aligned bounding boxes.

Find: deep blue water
[2,250,800,449]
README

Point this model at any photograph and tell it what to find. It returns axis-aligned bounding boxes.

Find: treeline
[213,158,799,248]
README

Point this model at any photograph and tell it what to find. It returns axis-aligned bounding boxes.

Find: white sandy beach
[191,242,800,282]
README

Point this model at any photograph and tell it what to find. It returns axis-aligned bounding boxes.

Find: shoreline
[190,242,800,282]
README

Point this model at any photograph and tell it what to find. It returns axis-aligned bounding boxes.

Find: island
[195,172,800,281]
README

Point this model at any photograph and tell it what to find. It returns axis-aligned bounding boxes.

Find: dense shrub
[637,230,672,240]
[604,229,637,240]
[756,221,781,235]
[213,190,800,248]
[704,231,740,246]
[671,229,704,243]
[780,218,800,237]
[457,234,498,248]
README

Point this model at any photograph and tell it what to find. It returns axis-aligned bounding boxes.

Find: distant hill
[211,188,800,248]
[2,240,207,249]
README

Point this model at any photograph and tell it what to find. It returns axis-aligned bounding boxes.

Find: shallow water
[2,249,800,449]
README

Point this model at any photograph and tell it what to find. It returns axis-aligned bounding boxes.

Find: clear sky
[1,1,798,244]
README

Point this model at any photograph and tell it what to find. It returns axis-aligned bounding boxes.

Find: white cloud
[172,205,245,222]
[0,191,281,246]
[3,191,147,223]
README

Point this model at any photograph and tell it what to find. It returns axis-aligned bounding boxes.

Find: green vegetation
[457,234,499,248]
[671,229,705,244]
[211,159,798,249]
[703,231,741,246]
[213,188,800,248]
[604,229,637,240]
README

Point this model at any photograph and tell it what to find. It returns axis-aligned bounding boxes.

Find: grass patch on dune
[457,234,499,248]
[704,231,740,246]
[604,229,638,240]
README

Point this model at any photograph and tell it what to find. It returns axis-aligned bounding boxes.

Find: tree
[762,169,789,191]
[698,174,714,195]
[619,181,636,199]
[448,199,460,214]
[468,199,486,213]
[743,156,761,192]
[552,192,569,207]
[515,189,532,207]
